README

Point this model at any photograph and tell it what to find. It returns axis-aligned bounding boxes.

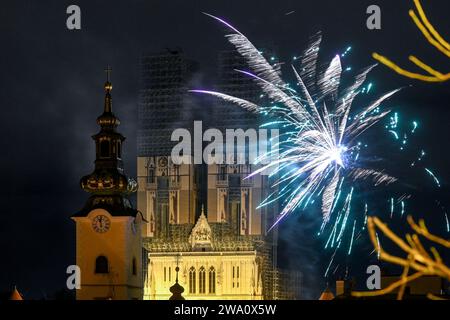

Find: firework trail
[191,13,399,232]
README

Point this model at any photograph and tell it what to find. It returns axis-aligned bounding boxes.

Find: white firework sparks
[191,13,399,229]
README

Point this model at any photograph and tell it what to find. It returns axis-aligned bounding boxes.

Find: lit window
[199,266,206,294]
[189,267,196,294]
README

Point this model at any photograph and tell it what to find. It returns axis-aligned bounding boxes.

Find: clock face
[92,215,111,233]
[158,157,168,167]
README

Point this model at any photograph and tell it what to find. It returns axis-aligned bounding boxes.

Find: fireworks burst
[191,13,399,231]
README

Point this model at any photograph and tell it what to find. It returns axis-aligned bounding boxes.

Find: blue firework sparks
[192,13,398,231]
[191,14,446,273]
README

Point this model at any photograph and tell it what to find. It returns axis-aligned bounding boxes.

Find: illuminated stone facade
[137,156,276,300]
[143,210,263,300]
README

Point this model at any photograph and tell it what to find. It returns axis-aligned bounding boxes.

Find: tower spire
[104,66,113,113]
[75,70,138,217]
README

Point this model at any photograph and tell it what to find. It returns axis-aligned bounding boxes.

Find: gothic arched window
[100,140,110,158]
[219,165,227,181]
[199,266,206,294]
[174,165,180,182]
[209,267,216,294]
[95,255,109,274]
[147,166,155,183]
[189,267,196,294]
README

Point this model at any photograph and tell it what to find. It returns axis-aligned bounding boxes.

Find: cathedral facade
[137,157,274,300]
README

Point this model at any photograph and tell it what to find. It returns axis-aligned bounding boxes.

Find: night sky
[0,0,449,299]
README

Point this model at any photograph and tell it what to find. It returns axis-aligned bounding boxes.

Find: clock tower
[72,70,143,300]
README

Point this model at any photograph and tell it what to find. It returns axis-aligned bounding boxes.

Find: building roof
[144,218,263,253]
[319,287,335,300]
[73,195,139,217]
[9,287,23,300]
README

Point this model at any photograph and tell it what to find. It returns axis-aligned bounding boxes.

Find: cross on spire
[104,66,112,82]
[169,252,185,300]
[103,66,113,94]
[176,253,180,266]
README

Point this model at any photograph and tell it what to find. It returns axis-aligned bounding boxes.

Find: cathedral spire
[97,67,120,129]
[200,204,205,217]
